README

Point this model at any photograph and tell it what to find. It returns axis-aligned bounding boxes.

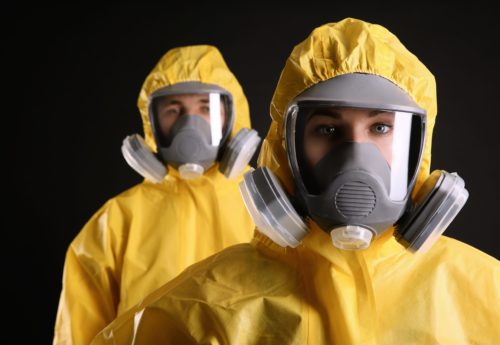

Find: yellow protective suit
[53,45,255,345]
[91,19,500,345]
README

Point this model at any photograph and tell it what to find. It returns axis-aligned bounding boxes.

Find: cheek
[199,113,212,125]
[222,111,226,127]
[220,107,227,127]
[377,137,393,166]
[159,116,177,135]
[304,138,329,167]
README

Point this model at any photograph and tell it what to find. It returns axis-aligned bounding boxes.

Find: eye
[314,125,336,137]
[200,105,210,114]
[371,123,392,134]
[160,106,181,117]
[167,108,180,116]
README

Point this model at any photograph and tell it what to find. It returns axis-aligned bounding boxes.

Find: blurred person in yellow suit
[91,19,499,345]
[53,45,260,345]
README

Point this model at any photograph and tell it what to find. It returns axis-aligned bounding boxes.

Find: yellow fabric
[138,45,250,151]
[260,18,436,195]
[92,19,500,345]
[53,45,255,345]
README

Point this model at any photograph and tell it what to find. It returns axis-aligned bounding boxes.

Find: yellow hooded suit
[53,45,255,345]
[92,19,499,345]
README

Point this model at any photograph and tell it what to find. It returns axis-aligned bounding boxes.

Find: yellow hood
[137,45,251,152]
[258,18,436,196]
[90,23,499,345]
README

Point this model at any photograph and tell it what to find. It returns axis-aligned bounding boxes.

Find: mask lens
[152,92,227,147]
[293,105,424,201]
[208,93,223,146]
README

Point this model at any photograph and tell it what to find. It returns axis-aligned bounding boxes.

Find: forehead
[157,93,209,105]
[309,107,394,120]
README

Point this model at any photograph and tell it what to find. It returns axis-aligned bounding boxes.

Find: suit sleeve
[53,201,124,345]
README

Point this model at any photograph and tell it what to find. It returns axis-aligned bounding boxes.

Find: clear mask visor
[209,93,223,146]
[294,105,424,201]
[152,92,229,148]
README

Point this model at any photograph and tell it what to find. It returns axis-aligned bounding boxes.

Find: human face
[156,93,226,137]
[304,107,395,167]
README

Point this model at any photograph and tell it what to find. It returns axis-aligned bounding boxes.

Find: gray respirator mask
[240,74,468,252]
[157,114,220,179]
[121,82,260,181]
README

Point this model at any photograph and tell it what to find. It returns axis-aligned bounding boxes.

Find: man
[53,45,258,345]
[91,19,499,345]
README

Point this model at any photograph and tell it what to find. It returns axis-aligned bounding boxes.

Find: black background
[8,4,500,342]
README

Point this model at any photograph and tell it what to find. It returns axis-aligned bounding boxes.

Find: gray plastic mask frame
[283,74,427,230]
[148,81,235,154]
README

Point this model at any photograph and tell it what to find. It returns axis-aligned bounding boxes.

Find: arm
[91,307,198,345]
[54,203,123,345]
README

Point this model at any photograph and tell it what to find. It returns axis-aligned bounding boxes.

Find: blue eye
[372,123,392,134]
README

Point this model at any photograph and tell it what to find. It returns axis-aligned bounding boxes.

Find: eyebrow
[162,100,182,106]
[161,97,209,106]
[368,110,394,117]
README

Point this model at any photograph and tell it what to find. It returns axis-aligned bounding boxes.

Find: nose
[344,125,367,143]
[183,105,198,116]
[180,109,210,123]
